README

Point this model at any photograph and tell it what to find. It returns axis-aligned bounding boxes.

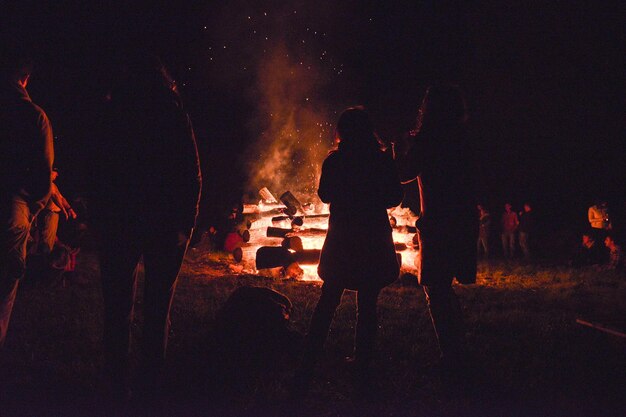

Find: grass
[0,246,625,417]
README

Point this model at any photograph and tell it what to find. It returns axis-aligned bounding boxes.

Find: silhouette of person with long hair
[90,50,201,401]
[398,84,477,374]
[294,107,402,395]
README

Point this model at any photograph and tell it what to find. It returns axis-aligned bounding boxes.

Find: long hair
[107,49,179,104]
[335,106,383,154]
[415,84,467,133]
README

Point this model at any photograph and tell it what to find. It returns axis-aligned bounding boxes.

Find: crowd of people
[473,200,623,270]
[1,45,623,412]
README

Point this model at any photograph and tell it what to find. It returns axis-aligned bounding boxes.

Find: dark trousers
[423,277,465,361]
[302,281,381,369]
[99,220,190,385]
[0,200,34,348]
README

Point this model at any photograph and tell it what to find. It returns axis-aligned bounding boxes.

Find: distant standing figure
[477,204,491,258]
[398,84,477,372]
[37,168,77,254]
[90,52,201,399]
[0,51,54,348]
[501,203,519,258]
[518,203,534,258]
[295,107,402,394]
[588,200,611,235]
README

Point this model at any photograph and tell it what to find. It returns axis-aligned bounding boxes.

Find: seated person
[603,235,624,271]
[571,233,606,267]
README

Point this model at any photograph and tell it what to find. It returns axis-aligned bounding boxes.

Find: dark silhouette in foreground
[0,49,54,348]
[294,107,403,397]
[398,84,477,374]
[89,51,201,403]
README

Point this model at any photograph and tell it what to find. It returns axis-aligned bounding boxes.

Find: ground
[0,246,625,417]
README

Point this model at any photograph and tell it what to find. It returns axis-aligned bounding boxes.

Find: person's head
[523,203,532,212]
[604,235,616,249]
[416,84,467,133]
[504,203,512,212]
[0,47,33,87]
[107,48,178,102]
[335,106,382,153]
[582,233,594,247]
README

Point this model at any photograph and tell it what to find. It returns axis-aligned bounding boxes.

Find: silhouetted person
[294,107,402,395]
[518,202,534,258]
[501,203,519,258]
[570,233,605,267]
[90,52,201,400]
[0,50,54,348]
[477,204,491,258]
[398,84,477,373]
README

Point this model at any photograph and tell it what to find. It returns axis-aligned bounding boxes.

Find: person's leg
[0,201,33,348]
[423,277,465,365]
[354,286,381,367]
[99,225,142,390]
[291,281,344,397]
[301,282,344,364]
[519,232,528,257]
[38,210,59,254]
[139,229,190,383]
[509,232,516,257]
[483,235,490,258]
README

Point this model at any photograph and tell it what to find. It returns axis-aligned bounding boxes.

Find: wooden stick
[576,319,626,338]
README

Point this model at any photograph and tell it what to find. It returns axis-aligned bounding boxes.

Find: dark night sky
[2,1,624,230]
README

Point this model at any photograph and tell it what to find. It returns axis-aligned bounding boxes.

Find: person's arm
[380,150,404,208]
[397,137,423,184]
[26,106,54,213]
[317,153,339,204]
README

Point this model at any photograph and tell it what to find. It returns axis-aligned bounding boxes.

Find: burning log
[293,249,321,265]
[255,246,321,269]
[394,242,407,251]
[259,187,278,204]
[279,191,304,216]
[281,236,304,252]
[271,213,330,223]
[266,227,327,238]
[267,227,292,238]
[255,247,294,269]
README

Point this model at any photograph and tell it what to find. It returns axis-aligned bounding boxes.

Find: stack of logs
[255,190,328,271]
[253,188,419,276]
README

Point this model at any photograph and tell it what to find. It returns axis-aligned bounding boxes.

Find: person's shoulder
[19,99,51,126]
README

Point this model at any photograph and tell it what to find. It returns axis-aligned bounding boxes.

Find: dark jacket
[91,88,201,232]
[317,148,403,290]
[0,82,53,213]
[399,126,477,285]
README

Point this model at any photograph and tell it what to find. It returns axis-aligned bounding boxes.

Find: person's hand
[60,207,69,220]
[68,208,77,220]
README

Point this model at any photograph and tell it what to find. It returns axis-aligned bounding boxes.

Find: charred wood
[279,191,304,216]
[255,247,294,269]
[266,227,327,238]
